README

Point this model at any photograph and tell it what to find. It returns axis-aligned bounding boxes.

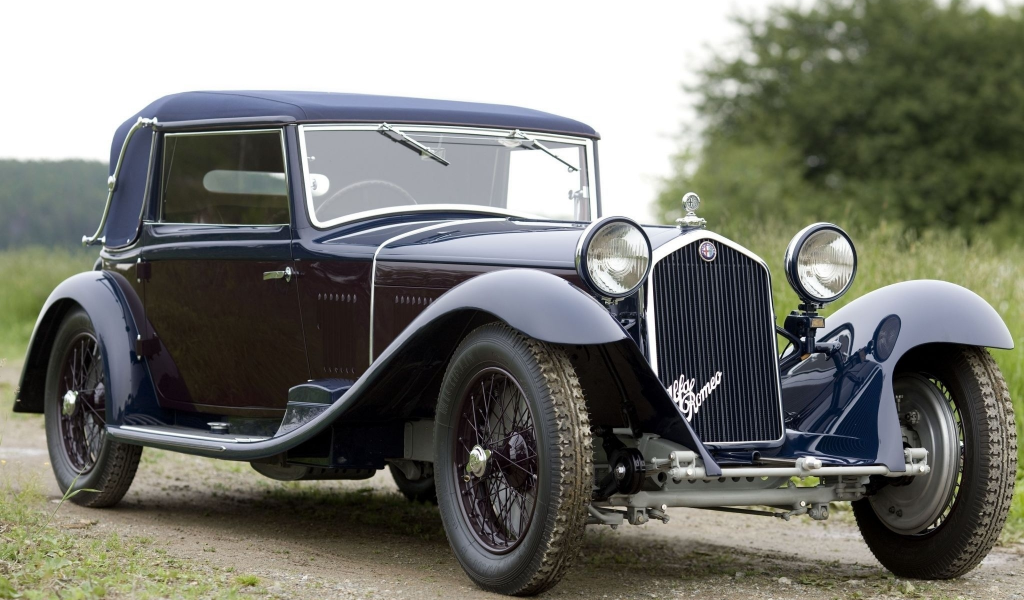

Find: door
[142,129,309,417]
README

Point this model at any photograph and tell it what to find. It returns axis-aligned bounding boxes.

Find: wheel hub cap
[869,374,961,534]
[465,445,491,479]
[62,390,78,416]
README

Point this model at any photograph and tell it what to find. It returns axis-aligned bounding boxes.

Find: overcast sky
[2,1,792,223]
[16,0,1014,227]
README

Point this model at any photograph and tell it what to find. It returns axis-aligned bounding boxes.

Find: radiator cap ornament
[677,192,707,229]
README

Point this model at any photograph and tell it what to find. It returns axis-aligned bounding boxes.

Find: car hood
[371,217,686,269]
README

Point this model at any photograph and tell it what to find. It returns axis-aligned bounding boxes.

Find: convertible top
[111,91,598,162]
[99,91,599,247]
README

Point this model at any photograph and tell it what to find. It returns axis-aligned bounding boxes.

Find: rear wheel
[434,324,592,596]
[853,345,1016,579]
[44,308,142,508]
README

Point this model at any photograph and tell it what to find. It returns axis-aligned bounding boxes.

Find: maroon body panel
[295,260,372,379]
[144,258,308,416]
[371,261,583,358]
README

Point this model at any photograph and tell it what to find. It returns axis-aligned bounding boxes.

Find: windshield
[300,126,594,226]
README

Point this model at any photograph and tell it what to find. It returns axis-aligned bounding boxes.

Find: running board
[107,378,355,459]
[115,425,270,451]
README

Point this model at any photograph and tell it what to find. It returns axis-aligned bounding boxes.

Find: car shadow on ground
[101,480,911,598]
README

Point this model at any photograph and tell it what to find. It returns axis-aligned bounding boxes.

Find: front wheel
[434,324,592,596]
[853,345,1017,579]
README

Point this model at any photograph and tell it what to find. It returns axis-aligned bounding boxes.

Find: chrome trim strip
[644,230,786,447]
[306,203,542,224]
[144,222,289,229]
[159,128,284,138]
[118,425,269,444]
[297,124,597,230]
[368,217,508,365]
[83,117,158,246]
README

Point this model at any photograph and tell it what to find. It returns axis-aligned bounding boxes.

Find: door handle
[263,267,293,283]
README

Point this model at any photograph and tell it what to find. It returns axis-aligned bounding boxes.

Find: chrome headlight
[784,223,857,306]
[576,217,652,298]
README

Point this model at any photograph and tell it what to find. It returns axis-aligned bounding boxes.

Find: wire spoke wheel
[44,308,142,508]
[56,331,107,474]
[434,323,592,595]
[455,368,539,553]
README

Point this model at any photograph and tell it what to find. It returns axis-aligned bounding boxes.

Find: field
[0,230,1021,544]
[0,247,95,361]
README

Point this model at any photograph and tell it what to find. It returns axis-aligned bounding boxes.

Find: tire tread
[854,346,1016,579]
[437,323,593,596]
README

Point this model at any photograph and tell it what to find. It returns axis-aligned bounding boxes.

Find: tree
[0,160,108,249]
[657,0,1024,239]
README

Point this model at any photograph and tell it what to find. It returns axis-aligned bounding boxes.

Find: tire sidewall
[434,326,559,590]
[43,309,113,496]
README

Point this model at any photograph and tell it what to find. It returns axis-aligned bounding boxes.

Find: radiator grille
[651,239,783,445]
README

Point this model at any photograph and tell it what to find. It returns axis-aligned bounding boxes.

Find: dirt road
[1,360,1022,599]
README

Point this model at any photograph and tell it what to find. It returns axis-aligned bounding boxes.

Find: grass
[0,247,95,361]
[0,480,264,599]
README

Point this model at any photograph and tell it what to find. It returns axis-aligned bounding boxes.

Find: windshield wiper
[507,129,579,172]
[378,123,450,166]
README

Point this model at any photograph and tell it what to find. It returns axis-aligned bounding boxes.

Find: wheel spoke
[455,367,538,553]
[57,331,105,474]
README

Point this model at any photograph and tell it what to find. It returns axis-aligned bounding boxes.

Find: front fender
[776,280,1012,471]
[402,268,630,346]
[15,271,161,425]
[346,269,630,421]
[827,279,1012,356]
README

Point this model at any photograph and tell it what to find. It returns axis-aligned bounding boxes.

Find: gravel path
[2,360,1022,599]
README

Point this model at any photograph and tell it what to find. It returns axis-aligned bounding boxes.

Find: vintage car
[15,91,1016,595]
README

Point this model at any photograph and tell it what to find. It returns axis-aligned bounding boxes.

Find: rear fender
[15,271,163,425]
[776,280,1012,471]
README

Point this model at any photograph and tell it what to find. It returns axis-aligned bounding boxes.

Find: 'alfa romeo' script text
[667,371,724,422]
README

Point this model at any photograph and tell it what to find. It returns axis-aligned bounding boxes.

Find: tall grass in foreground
[0,247,95,361]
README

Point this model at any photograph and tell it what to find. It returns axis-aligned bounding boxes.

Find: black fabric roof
[110,90,598,164]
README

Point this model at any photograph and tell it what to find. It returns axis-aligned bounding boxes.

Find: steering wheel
[315,179,418,216]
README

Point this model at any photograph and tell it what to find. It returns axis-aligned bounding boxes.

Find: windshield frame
[297,123,599,230]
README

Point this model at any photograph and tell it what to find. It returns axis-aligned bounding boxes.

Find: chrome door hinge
[136,258,151,282]
[136,334,159,358]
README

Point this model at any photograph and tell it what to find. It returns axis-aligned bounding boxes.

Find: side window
[160,131,288,225]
